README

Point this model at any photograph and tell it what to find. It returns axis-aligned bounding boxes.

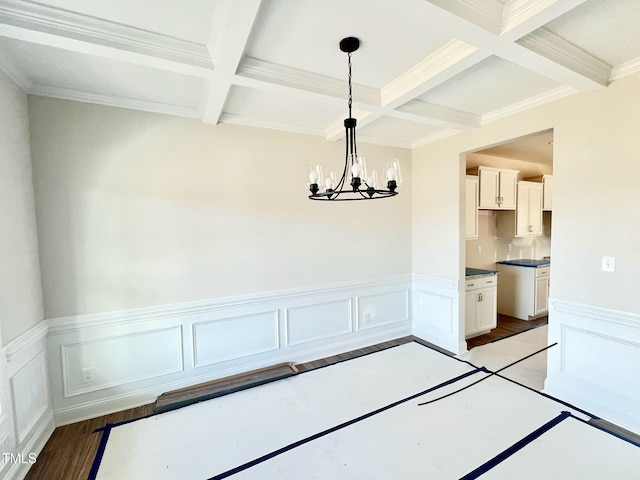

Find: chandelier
[307,37,401,201]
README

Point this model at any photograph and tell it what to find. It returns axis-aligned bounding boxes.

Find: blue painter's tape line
[208,367,485,480]
[87,423,114,480]
[459,411,571,480]
[566,412,640,448]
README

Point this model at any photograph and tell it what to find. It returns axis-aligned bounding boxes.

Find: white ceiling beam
[0,1,214,77]
[202,0,262,124]
[500,0,589,40]
[381,39,484,109]
[394,99,480,129]
[513,28,611,89]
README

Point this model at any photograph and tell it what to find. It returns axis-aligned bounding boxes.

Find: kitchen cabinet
[496,181,543,237]
[465,175,478,239]
[496,262,550,320]
[474,166,518,210]
[465,274,497,338]
[525,174,553,210]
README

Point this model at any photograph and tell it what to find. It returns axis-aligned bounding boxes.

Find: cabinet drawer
[536,267,550,277]
[466,276,497,290]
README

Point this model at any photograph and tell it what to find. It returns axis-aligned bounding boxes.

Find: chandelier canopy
[307,37,401,201]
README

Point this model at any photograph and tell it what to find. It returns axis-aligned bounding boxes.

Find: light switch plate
[601,256,615,272]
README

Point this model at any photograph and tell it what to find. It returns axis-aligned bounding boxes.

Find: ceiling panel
[416,56,562,116]
[245,0,455,88]
[543,0,640,67]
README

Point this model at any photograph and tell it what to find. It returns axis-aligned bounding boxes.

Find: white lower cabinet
[465,275,497,338]
[497,264,550,320]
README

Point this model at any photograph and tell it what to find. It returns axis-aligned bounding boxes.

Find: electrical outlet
[363,312,371,325]
[601,256,616,272]
[81,367,94,384]
[508,243,512,252]
[477,245,482,255]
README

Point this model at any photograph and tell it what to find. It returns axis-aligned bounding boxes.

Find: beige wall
[28,98,412,318]
[414,72,640,313]
[0,71,44,344]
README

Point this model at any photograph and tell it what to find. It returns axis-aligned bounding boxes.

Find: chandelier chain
[347,52,352,118]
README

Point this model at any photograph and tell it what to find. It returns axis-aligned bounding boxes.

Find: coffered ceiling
[1,0,639,148]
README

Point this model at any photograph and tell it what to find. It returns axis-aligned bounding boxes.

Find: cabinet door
[465,291,478,336]
[528,183,543,235]
[516,183,530,236]
[465,176,479,238]
[479,169,499,208]
[534,276,549,315]
[476,287,497,332]
[498,170,518,209]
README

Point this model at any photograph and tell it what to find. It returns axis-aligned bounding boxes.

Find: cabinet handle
[478,293,483,302]
[467,283,474,287]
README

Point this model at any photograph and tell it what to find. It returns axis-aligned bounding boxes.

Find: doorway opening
[463,129,553,349]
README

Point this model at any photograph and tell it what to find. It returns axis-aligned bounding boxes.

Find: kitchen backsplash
[466,210,551,270]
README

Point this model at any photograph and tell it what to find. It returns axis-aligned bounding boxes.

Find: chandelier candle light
[307,37,401,201]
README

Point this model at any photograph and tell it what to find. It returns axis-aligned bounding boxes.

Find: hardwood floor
[465,313,548,350]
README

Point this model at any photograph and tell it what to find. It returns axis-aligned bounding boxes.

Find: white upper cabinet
[465,175,479,239]
[476,166,518,210]
[496,181,543,237]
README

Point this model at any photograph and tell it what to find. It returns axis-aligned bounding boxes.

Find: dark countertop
[497,259,550,268]
[465,267,499,279]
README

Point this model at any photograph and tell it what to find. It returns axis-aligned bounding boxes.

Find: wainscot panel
[46,275,412,425]
[1,322,54,480]
[61,326,184,397]
[193,311,279,368]
[545,299,640,435]
[357,290,410,331]
[412,274,461,354]
[285,300,352,347]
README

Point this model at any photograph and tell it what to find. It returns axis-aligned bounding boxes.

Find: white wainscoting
[47,275,412,425]
[412,274,462,354]
[545,299,640,434]
[1,322,54,480]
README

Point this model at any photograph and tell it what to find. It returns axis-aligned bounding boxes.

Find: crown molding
[609,56,640,82]
[481,85,576,124]
[517,28,611,88]
[29,83,201,119]
[0,0,213,75]
[381,39,480,108]
[237,56,380,107]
